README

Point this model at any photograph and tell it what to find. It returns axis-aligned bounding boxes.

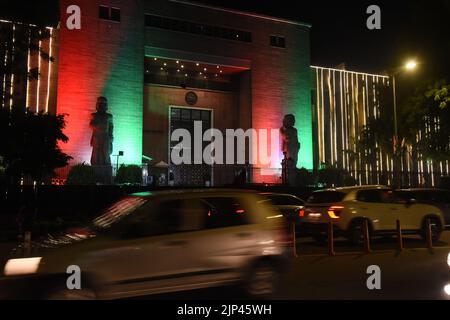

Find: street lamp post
[393,74,398,139]
[390,60,417,187]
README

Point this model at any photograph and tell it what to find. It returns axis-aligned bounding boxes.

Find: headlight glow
[4,257,42,276]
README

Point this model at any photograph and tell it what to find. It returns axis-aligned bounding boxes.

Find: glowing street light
[405,60,417,71]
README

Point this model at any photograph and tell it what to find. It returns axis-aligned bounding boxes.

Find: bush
[115,164,142,185]
[296,168,315,187]
[66,163,97,185]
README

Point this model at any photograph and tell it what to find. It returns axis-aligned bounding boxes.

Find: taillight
[298,208,305,217]
[327,206,344,219]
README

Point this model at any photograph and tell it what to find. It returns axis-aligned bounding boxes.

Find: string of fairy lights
[312,65,449,187]
[146,57,227,81]
[0,19,54,113]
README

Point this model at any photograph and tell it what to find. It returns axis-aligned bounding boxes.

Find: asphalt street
[147,231,450,300]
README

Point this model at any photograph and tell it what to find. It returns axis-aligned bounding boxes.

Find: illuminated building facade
[2,1,447,186]
[56,0,313,185]
[0,20,58,114]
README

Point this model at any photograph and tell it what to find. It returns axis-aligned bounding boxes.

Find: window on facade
[99,6,121,22]
[145,14,252,43]
[270,35,286,48]
[110,8,121,22]
[99,6,109,20]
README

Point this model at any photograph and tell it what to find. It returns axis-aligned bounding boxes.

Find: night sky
[1,0,449,79]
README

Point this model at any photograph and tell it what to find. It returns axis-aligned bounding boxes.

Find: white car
[302,185,445,244]
[2,189,291,299]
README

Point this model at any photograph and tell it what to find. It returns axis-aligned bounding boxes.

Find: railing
[13,165,450,189]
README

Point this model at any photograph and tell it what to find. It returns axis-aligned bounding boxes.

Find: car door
[382,190,415,230]
[179,195,260,284]
[355,189,396,231]
[89,199,192,298]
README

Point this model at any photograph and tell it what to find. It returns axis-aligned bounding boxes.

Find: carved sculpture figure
[90,96,113,166]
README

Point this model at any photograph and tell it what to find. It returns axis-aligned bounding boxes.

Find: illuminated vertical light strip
[9,23,16,109]
[315,68,321,164]
[372,76,380,179]
[340,71,345,170]
[430,161,435,187]
[2,48,7,107]
[36,30,42,112]
[369,76,380,183]
[25,27,31,108]
[344,72,349,172]
[351,73,358,183]
[333,71,337,167]
[321,68,325,164]
[420,130,425,185]
[327,71,333,165]
[45,27,53,113]
[416,133,421,183]
[345,72,350,173]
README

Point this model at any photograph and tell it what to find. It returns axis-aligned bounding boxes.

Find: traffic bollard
[292,221,298,257]
[426,218,433,251]
[328,222,335,256]
[396,219,403,251]
[363,219,371,253]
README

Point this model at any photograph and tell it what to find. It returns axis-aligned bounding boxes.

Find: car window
[307,191,346,203]
[121,199,184,238]
[201,196,251,229]
[92,196,148,229]
[356,190,383,203]
[179,198,209,232]
[269,195,304,206]
[380,190,404,204]
[429,191,450,203]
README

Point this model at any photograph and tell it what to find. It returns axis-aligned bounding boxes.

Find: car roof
[259,192,299,198]
[313,185,389,194]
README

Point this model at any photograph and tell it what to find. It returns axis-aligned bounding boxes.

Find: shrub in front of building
[115,164,142,185]
[66,163,97,185]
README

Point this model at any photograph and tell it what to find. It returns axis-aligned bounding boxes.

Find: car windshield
[307,191,346,204]
[92,196,148,229]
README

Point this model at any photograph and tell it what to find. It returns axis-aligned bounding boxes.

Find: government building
[1,0,445,186]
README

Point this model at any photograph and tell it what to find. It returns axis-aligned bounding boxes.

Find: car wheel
[421,217,442,242]
[245,261,279,297]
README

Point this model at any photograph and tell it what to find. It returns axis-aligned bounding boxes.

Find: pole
[426,218,433,251]
[328,222,335,256]
[292,221,297,258]
[392,75,399,187]
[363,219,371,253]
[396,219,403,251]
[393,75,398,139]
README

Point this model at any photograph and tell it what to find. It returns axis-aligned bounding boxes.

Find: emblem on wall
[185,91,198,106]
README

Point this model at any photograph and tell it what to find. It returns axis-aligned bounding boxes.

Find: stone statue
[90,97,113,166]
[280,114,300,167]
